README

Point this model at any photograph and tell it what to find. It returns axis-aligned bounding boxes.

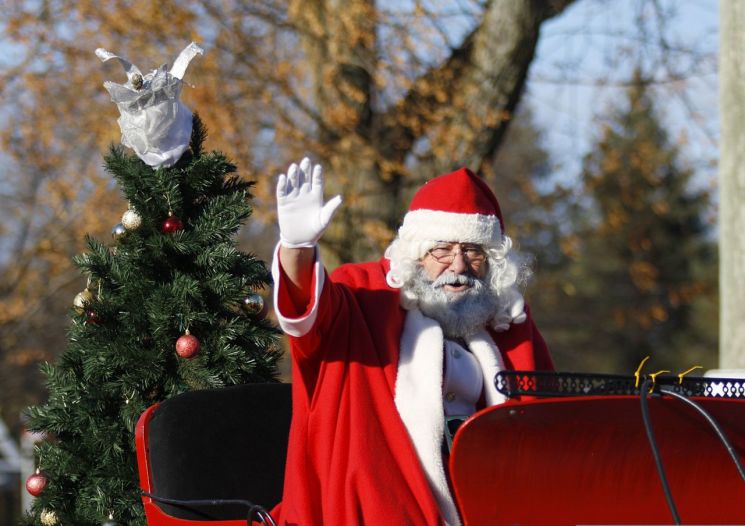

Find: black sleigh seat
[135,382,292,525]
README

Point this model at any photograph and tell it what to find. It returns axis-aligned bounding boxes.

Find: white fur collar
[394,310,506,526]
[467,329,507,406]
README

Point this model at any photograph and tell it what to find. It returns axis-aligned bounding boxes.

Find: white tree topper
[95,42,204,169]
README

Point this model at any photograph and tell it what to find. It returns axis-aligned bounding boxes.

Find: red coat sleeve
[492,305,555,372]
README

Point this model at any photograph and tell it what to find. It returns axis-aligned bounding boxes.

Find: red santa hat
[397,167,504,247]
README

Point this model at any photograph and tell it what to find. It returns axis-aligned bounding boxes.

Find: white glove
[276,157,342,248]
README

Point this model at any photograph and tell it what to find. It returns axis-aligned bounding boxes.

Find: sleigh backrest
[136,382,292,523]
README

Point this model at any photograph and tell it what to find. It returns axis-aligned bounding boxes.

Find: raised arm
[276,158,342,311]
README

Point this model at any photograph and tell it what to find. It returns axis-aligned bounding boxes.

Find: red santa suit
[270,167,555,526]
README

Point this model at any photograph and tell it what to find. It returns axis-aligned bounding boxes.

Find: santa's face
[408,262,499,340]
[420,242,488,294]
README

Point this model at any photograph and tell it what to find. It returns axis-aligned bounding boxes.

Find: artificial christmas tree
[22,45,281,525]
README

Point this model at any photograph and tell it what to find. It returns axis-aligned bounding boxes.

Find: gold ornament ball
[73,289,94,313]
[121,209,142,230]
[40,509,58,526]
[112,223,127,240]
[131,72,144,90]
[241,293,265,316]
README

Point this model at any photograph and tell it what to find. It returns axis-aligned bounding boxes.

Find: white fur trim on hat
[398,209,501,248]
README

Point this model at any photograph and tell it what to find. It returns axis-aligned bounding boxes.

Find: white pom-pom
[509,297,527,324]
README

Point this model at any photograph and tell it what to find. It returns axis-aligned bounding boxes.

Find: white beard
[407,266,500,340]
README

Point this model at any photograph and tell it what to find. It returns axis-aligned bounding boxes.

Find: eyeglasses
[426,243,487,266]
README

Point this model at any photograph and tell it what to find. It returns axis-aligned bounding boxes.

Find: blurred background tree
[542,72,717,372]
[0,0,719,463]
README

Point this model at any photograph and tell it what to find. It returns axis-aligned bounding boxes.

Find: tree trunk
[719,0,745,368]
[291,0,574,263]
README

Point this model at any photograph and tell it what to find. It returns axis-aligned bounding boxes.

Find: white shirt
[442,339,484,416]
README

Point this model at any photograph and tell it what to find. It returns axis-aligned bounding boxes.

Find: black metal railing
[495,371,745,399]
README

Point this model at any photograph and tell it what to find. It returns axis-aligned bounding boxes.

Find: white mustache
[432,273,476,288]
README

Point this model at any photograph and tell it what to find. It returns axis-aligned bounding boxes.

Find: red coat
[271,254,554,526]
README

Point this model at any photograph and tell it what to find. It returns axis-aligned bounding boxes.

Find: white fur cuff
[271,243,325,337]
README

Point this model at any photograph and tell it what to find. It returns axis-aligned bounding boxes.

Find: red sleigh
[135,373,745,525]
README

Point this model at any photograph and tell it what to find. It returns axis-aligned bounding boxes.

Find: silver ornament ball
[111,223,127,240]
[121,208,142,230]
[102,511,120,526]
[241,293,265,315]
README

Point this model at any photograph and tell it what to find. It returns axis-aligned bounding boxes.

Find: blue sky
[526,0,718,190]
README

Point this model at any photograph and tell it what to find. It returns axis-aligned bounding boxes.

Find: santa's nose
[446,252,469,274]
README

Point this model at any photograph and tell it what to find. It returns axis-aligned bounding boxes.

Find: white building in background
[0,417,21,525]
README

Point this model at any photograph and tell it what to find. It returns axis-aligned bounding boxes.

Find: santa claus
[271,158,554,525]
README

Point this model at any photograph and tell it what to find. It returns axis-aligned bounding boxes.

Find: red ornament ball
[176,332,200,358]
[26,470,48,496]
[85,310,101,325]
[161,214,184,234]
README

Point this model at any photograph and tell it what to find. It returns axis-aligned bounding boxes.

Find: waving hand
[276,157,342,248]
